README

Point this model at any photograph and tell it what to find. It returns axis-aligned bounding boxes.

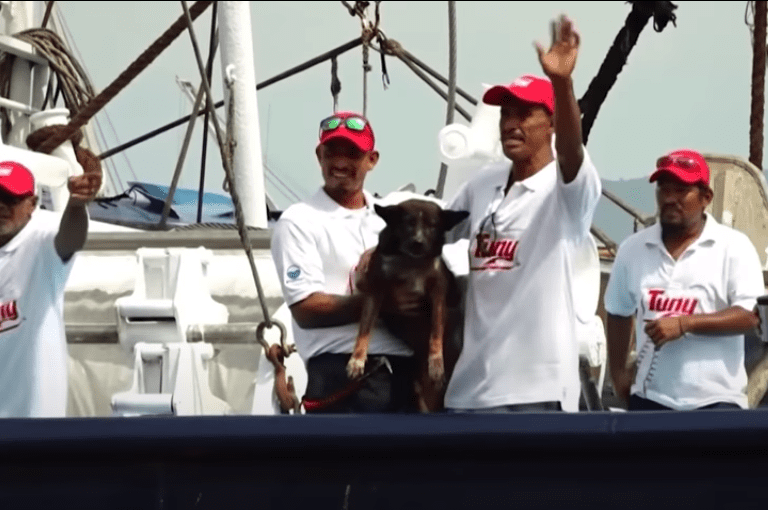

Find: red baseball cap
[0,161,35,197]
[649,149,710,186]
[318,111,375,152]
[482,74,555,115]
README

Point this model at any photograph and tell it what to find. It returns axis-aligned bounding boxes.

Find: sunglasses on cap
[318,115,368,137]
[656,154,701,171]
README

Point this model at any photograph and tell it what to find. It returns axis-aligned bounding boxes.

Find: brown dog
[347,199,468,411]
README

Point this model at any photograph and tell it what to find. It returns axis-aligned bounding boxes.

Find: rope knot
[380,38,403,57]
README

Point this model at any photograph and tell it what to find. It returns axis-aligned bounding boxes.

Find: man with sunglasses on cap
[443,16,601,413]
[604,150,763,411]
[271,111,416,413]
[0,158,102,417]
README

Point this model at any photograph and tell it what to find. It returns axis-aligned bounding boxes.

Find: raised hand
[67,146,102,206]
[535,15,580,81]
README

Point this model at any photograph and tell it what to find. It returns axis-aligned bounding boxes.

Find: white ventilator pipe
[218,2,267,228]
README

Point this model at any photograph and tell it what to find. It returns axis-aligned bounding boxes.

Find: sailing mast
[218,1,267,228]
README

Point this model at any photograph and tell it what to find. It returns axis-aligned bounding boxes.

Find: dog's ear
[374,203,402,225]
[441,209,470,230]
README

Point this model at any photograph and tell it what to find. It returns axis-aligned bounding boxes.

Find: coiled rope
[0,28,94,135]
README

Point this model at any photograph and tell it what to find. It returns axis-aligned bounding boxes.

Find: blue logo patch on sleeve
[286,266,301,280]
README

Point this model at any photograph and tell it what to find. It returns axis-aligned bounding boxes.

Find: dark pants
[303,353,417,413]
[629,394,742,411]
[447,401,563,413]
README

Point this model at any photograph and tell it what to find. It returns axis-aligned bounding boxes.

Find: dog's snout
[405,239,427,256]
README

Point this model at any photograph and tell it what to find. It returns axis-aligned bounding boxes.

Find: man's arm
[606,313,635,402]
[536,15,584,182]
[54,147,102,261]
[272,213,370,330]
[289,293,365,330]
[54,202,88,262]
[645,307,759,349]
[683,307,759,335]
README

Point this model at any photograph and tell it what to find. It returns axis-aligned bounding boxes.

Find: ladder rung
[0,35,48,65]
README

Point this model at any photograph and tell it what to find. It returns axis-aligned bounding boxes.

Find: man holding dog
[271,111,416,413]
[444,16,601,412]
[604,150,763,410]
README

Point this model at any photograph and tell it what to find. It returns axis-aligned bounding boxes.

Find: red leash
[301,357,393,412]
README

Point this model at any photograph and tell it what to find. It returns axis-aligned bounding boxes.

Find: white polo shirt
[271,188,413,363]
[0,209,74,417]
[604,213,764,409]
[444,150,601,411]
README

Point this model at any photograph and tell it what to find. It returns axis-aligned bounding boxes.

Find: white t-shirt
[0,209,74,417]
[603,213,764,410]
[271,188,413,363]
[444,151,601,411]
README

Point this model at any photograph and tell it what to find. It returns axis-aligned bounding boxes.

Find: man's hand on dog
[354,248,423,316]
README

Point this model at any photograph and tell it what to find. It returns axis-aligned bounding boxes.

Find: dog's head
[374,199,469,259]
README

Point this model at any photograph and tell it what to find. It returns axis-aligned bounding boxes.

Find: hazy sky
[57,1,757,210]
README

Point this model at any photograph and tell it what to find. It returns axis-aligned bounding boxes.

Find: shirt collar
[645,212,718,248]
[509,160,556,192]
[311,187,377,219]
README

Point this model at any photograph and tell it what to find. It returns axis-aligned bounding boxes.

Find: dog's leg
[427,287,446,386]
[347,294,382,379]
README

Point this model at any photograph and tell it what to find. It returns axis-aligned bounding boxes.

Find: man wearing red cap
[444,16,601,412]
[604,150,764,410]
[271,112,415,413]
[0,159,102,417]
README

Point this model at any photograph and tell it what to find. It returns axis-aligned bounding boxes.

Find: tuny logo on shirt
[646,289,698,317]
[470,233,520,271]
[0,300,20,333]
[286,266,301,280]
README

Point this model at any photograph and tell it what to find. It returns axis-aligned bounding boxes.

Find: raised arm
[536,15,584,182]
[54,147,102,261]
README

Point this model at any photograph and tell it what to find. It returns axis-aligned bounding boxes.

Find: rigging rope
[435,1,457,200]
[578,1,678,144]
[197,1,219,224]
[53,3,132,194]
[32,0,212,155]
[98,37,363,162]
[331,56,341,112]
[178,1,280,342]
[749,1,767,169]
[378,38,471,121]
[41,1,54,29]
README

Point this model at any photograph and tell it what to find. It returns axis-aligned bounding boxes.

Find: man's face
[0,191,36,239]
[316,138,379,199]
[498,96,553,162]
[655,174,712,229]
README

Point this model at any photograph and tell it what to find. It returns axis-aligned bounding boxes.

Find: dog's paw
[347,356,366,379]
[428,354,445,386]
